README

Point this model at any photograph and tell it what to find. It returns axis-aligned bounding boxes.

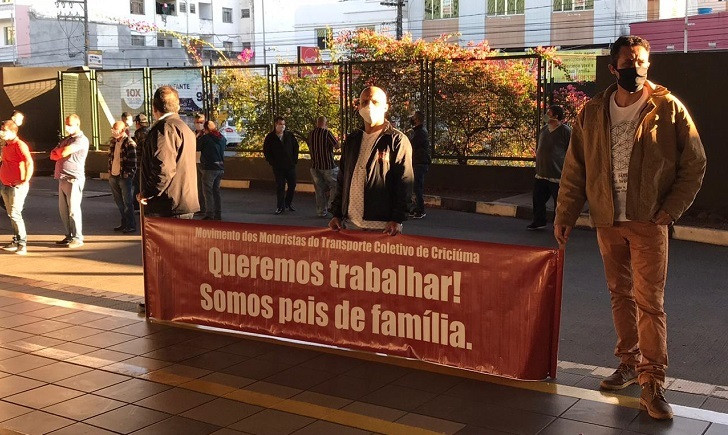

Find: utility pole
[380,1,406,40]
[261,0,267,64]
[683,0,689,53]
[56,0,89,65]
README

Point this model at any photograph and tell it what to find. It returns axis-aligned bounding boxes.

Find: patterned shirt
[609,88,650,221]
[347,131,386,230]
[308,127,338,170]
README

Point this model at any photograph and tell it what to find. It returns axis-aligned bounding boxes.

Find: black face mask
[616,66,648,93]
[409,117,416,126]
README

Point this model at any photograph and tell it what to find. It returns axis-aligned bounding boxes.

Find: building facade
[0,0,255,68]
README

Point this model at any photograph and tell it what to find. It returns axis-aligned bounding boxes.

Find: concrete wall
[596,52,728,214]
[85,151,536,197]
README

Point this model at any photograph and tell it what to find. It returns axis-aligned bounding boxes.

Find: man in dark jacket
[131,113,149,211]
[263,116,299,214]
[108,120,137,233]
[197,120,226,220]
[408,110,431,219]
[329,86,413,235]
[137,86,199,218]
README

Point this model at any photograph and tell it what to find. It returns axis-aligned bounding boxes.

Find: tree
[331,30,541,163]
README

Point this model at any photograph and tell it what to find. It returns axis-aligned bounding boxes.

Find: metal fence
[59,55,555,163]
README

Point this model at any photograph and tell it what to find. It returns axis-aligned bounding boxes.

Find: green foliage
[332,30,539,163]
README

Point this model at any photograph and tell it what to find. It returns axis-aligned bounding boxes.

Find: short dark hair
[1,120,18,134]
[274,116,285,125]
[121,112,132,120]
[610,36,650,66]
[412,110,425,124]
[152,86,180,114]
[548,104,565,121]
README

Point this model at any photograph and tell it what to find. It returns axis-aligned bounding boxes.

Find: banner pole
[139,201,149,318]
[549,248,566,379]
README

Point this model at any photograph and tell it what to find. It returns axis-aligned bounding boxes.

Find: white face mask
[65,125,77,136]
[360,104,387,126]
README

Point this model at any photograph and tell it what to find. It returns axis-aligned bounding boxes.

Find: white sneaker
[15,245,27,255]
[2,242,17,252]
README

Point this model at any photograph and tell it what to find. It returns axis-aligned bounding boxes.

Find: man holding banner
[329,86,413,235]
[554,36,706,420]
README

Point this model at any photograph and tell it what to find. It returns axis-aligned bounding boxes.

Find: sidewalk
[1,282,727,435]
[1,176,727,433]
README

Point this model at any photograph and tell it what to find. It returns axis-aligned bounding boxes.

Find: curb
[424,194,728,248]
[96,174,727,247]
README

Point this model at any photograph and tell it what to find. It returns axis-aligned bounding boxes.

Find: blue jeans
[310,167,338,216]
[1,183,29,245]
[58,177,84,241]
[109,175,136,230]
[202,169,224,220]
[412,164,429,214]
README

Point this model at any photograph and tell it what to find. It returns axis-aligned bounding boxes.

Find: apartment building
[0,0,255,68]
[261,0,727,58]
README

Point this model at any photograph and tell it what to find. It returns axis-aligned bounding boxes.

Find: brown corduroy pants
[596,221,669,385]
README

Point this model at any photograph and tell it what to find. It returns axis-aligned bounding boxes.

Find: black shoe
[412,212,426,219]
[55,237,72,245]
[526,222,547,230]
[286,205,296,212]
[122,227,137,234]
[114,225,125,232]
[275,208,284,215]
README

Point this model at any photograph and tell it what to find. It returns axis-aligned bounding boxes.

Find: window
[425,0,459,19]
[179,1,186,12]
[130,0,144,14]
[4,26,15,45]
[223,41,233,52]
[222,7,233,23]
[242,41,251,50]
[241,8,250,18]
[190,3,195,13]
[131,35,146,46]
[316,28,328,49]
[553,0,594,12]
[157,36,173,47]
[487,0,524,15]
[156,0,176,15]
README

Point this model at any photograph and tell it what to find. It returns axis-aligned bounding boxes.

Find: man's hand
[328,217,342,231]
[554,224,572,248]
[651,210,673,225]
[136,193,148,205]
[383,221,402,236]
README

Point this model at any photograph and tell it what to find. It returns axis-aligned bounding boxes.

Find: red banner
[143,218,564,380]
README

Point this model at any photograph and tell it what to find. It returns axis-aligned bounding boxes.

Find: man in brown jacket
[554,36,706,420]
[138,86,199,218]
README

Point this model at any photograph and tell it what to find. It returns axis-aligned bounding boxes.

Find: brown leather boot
[640,380,673,420]
[599,363,637,390]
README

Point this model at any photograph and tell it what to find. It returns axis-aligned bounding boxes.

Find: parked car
[219,118,242,148]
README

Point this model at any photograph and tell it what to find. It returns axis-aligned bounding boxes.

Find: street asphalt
[1,176,726,386]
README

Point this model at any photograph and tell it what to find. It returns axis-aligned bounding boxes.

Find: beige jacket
[555,82,706,227]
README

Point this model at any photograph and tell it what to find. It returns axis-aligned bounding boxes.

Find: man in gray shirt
[527,104,571,230]
[50,114,89,248]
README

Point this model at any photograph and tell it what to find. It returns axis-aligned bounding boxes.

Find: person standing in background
[527,104,571,230]
[50,114,89,248]
[108,120,137,233]
[197,120,226,220]
[263,116,299,215]
[307,116,339,218]
[0,120,33,255]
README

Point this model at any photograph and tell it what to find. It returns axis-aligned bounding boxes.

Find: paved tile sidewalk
[1,286,727,434]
